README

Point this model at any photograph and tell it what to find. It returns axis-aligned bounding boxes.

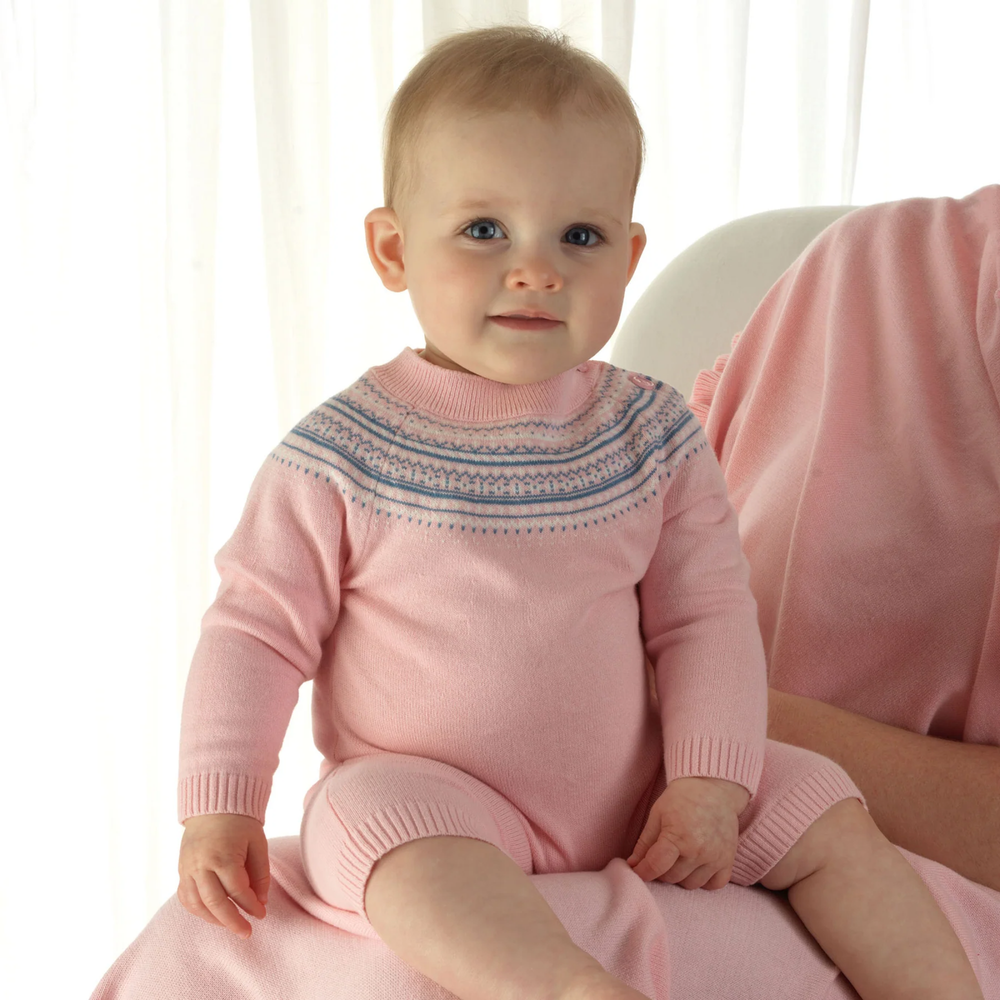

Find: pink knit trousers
[299,739,866,929]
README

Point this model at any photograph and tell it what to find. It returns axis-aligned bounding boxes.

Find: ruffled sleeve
[687,331,743,428]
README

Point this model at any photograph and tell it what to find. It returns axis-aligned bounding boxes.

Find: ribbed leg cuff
[732,764,868,886]
[336,798,503,915]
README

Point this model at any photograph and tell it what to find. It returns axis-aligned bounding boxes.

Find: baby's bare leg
[761,798,984,1000]
[364,834,650,1000]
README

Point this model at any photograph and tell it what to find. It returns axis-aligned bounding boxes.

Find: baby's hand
[177,813,270,939]
[626,777,748,890]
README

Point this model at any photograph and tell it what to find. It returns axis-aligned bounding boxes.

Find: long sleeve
[177,447,346,825]
[638,412,768,799]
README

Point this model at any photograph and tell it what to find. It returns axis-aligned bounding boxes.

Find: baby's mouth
[490,315,563,329]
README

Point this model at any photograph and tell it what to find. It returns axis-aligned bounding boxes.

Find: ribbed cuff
[337,800,502,916]
[665,735,764,796]
[731,764,868,886]
[178,772,271,825]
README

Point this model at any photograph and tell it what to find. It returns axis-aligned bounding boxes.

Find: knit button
[628,373,655,389]
[577,362,589,372]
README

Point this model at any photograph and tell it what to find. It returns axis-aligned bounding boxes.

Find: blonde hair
[381,23,646,217]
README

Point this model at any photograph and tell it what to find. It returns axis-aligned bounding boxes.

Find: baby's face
[365,108,646,384]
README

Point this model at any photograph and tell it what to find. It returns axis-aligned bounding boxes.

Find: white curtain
[1,1,997,995]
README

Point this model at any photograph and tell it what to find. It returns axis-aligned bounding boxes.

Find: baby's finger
[666,862,721,890]
[231,882,267,920]
[220,865,268,924]
[630,838,681,882]
[701,864,735,891]
[655,851,702,886]
[217,854,267,921]
[215,861,267,920]
[178,876,224,927]
[193,870,255,938]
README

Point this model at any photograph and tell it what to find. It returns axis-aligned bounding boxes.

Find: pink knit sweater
[178,346,768,848]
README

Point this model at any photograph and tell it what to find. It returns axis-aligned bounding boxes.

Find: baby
[176,23,984,1000]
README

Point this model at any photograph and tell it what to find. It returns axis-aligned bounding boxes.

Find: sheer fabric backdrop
[0,1,997,996]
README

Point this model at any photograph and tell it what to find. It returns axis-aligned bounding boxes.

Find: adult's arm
[767,688,1000,893]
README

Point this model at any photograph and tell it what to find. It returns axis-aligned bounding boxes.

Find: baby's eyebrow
[452,198,620,228]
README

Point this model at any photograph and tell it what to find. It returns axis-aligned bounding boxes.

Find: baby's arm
[637,416,767,799]
[178,443,346,825]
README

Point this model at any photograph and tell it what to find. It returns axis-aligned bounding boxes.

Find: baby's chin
[418,338,587,384]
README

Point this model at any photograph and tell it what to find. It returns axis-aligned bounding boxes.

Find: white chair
[610,205,858,400]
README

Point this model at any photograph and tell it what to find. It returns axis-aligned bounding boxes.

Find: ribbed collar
[371,347,598,422]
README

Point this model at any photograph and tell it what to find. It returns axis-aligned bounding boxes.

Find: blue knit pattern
[271,362,710,536]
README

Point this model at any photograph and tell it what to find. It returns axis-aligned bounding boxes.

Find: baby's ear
[625,222,647,285]
[365,207,407,292]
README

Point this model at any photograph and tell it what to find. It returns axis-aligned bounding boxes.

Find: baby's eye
[565,226,603,247]
[464,219,506,241]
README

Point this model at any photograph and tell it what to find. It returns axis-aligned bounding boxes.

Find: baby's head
[365,23,648,386]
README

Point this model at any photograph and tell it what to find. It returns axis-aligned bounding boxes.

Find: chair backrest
[610,205,858,400]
